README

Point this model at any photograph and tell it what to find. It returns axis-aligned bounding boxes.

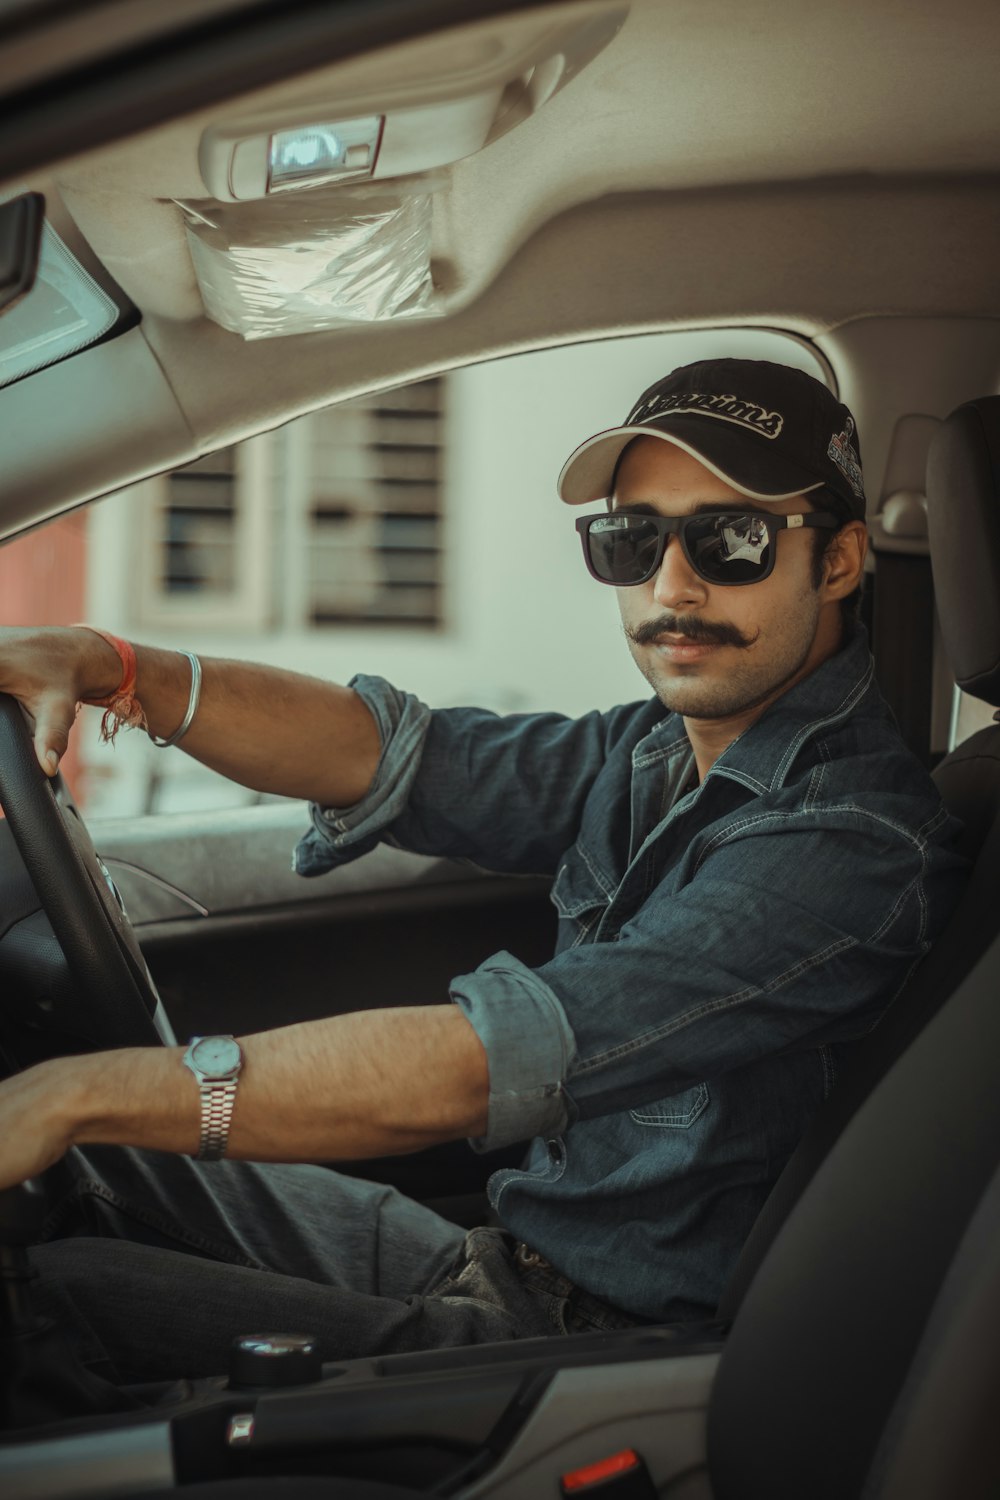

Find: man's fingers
[0,627,106,776]
[31,695,78,777]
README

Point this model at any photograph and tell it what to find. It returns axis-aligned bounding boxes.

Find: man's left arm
[0,1005,489,1191]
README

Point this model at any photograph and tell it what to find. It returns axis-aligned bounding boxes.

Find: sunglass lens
[685,513,773,583]
[587,515,661,584]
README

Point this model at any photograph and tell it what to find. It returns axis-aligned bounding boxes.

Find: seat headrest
[926,396,1000,705]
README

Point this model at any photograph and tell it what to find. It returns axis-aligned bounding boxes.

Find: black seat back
[707,927,1000,1498]
[926,397,1000,711]
[865,1157,1000,1500]
[715,396,1000,1324]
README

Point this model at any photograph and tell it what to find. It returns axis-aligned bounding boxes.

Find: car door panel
[92,804,557,1034]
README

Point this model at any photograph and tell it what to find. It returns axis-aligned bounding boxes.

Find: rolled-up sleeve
[295,676,656,878]
[450,951,578,1150]
[294,674,432,876]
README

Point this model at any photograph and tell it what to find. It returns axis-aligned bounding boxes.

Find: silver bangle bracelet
[149,650,202,749]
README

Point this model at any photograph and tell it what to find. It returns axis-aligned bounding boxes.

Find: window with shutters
[132,377,445,631]
[294,377,444,628]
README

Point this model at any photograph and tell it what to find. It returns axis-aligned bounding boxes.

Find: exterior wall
[0,511,88,791]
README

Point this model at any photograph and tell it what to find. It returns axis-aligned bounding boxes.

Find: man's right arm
[0,626,381,808]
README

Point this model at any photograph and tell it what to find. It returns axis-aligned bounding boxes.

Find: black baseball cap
[558,358,867,519]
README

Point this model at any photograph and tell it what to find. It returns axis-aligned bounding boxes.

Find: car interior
[2,1,1000,1496]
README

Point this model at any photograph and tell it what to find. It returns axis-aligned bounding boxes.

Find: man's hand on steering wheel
[0,625,121,776]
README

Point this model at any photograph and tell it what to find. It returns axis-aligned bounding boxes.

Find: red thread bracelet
[75,625,148,743]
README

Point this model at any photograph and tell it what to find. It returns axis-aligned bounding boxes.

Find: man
[0,359,966,1382]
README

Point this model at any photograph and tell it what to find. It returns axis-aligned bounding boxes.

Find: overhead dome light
[267,116,383,192]
[201,94,498,202]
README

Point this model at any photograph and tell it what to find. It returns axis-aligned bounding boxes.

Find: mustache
[625,613,758,650]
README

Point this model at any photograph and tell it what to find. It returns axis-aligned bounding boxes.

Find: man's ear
[822,521,868,600]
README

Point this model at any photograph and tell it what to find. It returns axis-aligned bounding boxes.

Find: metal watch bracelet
[197,1079,239,1161]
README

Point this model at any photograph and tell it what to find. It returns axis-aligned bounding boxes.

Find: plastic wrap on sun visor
[176,182,442,340]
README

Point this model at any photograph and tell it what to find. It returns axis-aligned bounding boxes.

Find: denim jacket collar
[696,626,876,796]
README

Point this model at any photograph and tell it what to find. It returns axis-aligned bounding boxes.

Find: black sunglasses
[575,508,840,588]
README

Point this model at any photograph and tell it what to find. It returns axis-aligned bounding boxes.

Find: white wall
[83,327,828,816]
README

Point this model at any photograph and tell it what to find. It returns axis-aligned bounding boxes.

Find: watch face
[190,1035,241,1078]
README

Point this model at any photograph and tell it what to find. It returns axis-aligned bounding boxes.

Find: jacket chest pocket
[630,1082,710,1128]
[550,844,612,944]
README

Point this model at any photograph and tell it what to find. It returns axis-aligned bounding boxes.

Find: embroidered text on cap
[627,388,785,440]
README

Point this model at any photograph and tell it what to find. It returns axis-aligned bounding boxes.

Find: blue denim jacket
[296,629,967,1321]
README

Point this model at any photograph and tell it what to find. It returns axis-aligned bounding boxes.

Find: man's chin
[653,685,746,719]
[652,659,814,723]
[645,663,767,721]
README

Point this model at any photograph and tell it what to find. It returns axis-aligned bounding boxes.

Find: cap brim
[558,421,825,505]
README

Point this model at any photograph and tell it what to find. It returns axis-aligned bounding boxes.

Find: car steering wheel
[0,693,171,1050]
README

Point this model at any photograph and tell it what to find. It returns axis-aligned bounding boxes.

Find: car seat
[705,394,1000,1496]
[715,394,1000,1326]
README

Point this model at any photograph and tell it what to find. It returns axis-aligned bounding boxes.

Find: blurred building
[0,510,88,790]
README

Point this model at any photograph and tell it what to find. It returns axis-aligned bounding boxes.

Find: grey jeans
[28,1146,640,1383]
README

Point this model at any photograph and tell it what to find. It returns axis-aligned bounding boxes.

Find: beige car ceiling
[4,0,1000,535]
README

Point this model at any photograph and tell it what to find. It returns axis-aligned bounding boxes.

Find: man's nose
[651,533,708,609]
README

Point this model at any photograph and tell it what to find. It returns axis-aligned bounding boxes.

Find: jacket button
[547,1138,562,1162]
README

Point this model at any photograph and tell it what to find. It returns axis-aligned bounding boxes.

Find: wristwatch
[182,1035,244,1161]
